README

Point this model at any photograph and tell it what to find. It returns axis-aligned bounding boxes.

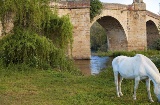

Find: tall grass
[96,50,160,57]
[96,50,160,70]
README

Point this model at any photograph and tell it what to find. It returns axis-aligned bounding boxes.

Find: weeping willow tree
[0,0,73,50]
[0,0,51,32]
[0,0,77,73]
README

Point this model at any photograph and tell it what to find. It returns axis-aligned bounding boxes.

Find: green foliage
[0,0,73,51]
[152,38,160,50]
[90,0,103,20]
[90,22,107,52]
[0,0,75,72]
[0,28,78,72]
[0,0,51,31]
[43,14,73,50]
[150,55,160,69]
[95,50,160,57]
[0,28,54,67]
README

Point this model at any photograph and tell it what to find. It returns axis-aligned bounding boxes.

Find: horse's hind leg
[119,75,123,96]
[114,71,120,97]
[133,77,140,100]
[146,78,154,102]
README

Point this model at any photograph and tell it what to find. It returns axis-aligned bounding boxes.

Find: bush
[43,14,73,51]
[90,22,107,52]
[90,0,103,20]
[152,38,160,50]
[0,0,79,74]
[0,28,54,67]
[0,28,78,73]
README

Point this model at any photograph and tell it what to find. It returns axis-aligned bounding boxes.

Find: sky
[99,0,160,14]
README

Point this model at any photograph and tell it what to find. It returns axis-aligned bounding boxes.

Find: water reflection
[74,56,113,75]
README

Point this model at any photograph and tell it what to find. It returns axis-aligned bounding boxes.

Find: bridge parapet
[103,3,128,10]
[50,0,90,9]
[146,10,160,20]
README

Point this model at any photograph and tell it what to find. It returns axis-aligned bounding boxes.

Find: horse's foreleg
[114,72,120,97]
[119,75,123,96]
[133,77,140,100]
[146,78,154,102]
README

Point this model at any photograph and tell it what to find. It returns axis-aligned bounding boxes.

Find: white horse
[112,54,160,102]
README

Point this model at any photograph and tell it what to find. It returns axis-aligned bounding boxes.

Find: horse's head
[154,84,160,102]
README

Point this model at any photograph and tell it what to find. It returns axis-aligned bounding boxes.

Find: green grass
[95,50,160,69]
[95,50,160,57]
[0,66,159,105]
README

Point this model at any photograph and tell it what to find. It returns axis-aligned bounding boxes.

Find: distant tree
[90,22,107,52]
[90,0,103,20]
[152,19,160,50]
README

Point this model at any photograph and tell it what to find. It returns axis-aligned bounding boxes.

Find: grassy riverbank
[0,65,159,105]
[94,50,160,57]
[94,50,160,69]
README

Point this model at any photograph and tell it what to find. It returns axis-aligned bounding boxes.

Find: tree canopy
[90,0,103,20]
[0,0,76,72]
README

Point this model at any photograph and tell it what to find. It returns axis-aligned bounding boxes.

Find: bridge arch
[91,15,128,51]
[146,20,159,49]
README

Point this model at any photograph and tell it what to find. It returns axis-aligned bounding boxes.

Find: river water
[74,56,113,75]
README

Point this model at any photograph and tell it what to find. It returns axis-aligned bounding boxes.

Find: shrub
[90,22,107,52]
[0,28,78,73]
[90,0,103,20]
[43,14,73,51]
[0,0,77,73]
[0,0,73,52]
[0,28,54,67]
[152,38,160,50]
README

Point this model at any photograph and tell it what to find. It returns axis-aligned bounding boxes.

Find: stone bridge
[91,3,160,52]
[53,0,160,59]
[0,0,160,59]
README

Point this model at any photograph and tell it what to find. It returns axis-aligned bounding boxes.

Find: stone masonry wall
[127,3,147,51]
[53,0,91,59]
[0,1,159,59]
[54,8,91,59]
[0,13,14,37]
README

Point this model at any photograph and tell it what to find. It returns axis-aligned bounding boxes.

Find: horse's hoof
[150,99,154,102]
[120,93,123,96]
[133,97,136,100]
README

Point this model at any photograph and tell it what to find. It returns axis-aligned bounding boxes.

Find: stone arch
[146,20,159,49]
[95,16,128,51]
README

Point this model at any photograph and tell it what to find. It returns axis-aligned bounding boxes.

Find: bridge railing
[103,3,128,10]
[50,0,90,9]
[146,10,160,20]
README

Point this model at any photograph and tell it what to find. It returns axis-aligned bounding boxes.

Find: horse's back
[112,56,128,72]
[112,56,134,77]
[112,54,146,79]
[112,54,159,79]
[136,54,159,74]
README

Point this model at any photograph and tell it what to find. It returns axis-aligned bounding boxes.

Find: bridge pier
[0,1,159,60]
[127,2,147,51]
[54,0,91,59]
